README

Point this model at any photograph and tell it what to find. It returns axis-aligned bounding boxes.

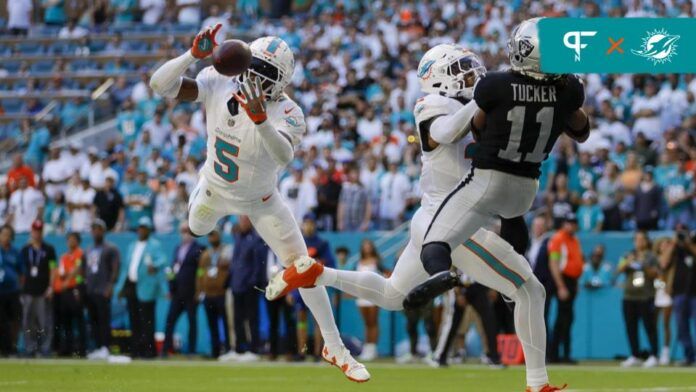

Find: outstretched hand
[234,77,268,124]
[191,23,222,59]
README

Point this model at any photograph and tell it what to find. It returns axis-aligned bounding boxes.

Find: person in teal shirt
[577,191,605,232]
[117,100,145,148]
[568,152,599,196]
[579,245,614,289]
[664,162,695,230]
[23,125,51,170]
[60,98,89,130]
[42,0,66,25]
[121,171,153,231]
[111,0,138,24]
[43,193,68,234]
[653,152,679,188]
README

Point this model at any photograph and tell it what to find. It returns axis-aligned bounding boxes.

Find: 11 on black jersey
[472,71,585,179]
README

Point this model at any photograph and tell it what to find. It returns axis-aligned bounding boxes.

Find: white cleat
[218,351,241,362]
[643,355,658,368]
[322,345,371,383]
[621,356,642,367]
[659,346,670,366]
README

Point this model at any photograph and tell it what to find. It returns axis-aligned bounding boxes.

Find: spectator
[153,178,176,234]
[6,154,36,193]
[579,245,613,290]
[111,0,138,24]
[661,227,696,366]
[634,170,662,230]
[548,213,584,364]
[197,229,232,359]
[53,232,86,357]
[618,231,659,368]
[577,191,604,232]
[655,237,675,366]
[121,171,153,231]
[356,239,386,361]
[84,219,120,361]
[200,5,230,41]
[596,162,623,230]
[0,225,22,356]
[337,165,371,232]
[631,82,662,143]
[115,217,167,359]
[0,186,9,226]
[378,162,411,230]
[315,162,342,231]
[547,173,575,229]
[59,142,87,177]
[23,122,51,170]
[139,0,165,25]
[88,153,119,190]
[7,0,33,35]
[57,19,87,38]
[140,110,172,148]
[620,152,643,193]
[176,0,201,25]
[19,220,56,357]
[163,222,204,356]
[229,216,266,359]
[664,159,695,230]
[279,163,317,224]
[43,192,67,234]
[8,177,45,234]
[93,176,125,231]
[42,146,71,200]
[264,250,297,361]
[66,177,95,233]
[41,0,66,26]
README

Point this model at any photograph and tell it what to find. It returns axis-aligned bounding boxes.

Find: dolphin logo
[417,60,436,78]
[632,31,680,64]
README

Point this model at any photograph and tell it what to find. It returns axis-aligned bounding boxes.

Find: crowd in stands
[1,0,696,364]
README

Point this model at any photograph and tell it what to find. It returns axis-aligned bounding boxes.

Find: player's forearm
[256,121,294,165]
[149,51,198,98]
[429,100,479,144]
[566,108,590,142]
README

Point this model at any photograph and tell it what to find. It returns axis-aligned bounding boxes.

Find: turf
[1,360,696,392]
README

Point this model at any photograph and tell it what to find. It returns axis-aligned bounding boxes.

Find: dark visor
[249,57,280,82]
[448,56,482,76]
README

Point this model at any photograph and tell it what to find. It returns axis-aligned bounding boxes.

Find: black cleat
[403,271,462,310]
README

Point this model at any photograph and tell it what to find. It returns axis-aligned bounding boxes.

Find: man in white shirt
[279,164,318,224]
[130,72,151,103]
[42,145,71,200]
[140,111,172,148]
[139,0,165,25]
[378,163,411,230]
[67,178,96,233]
[177,0,201,25]
[7,0,33,35]
[58,20,88,39]
[356,108,382,142]
[632,83,663,142]
[200,5,230,42]
[8,178,45,234]
[60,141,88,175]
[89,153,119,190]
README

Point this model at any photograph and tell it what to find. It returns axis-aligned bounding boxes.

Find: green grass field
[1,360,696,392]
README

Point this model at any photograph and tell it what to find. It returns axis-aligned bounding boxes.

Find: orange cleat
[526,384,568,392]
[322,345,371,383]
[264,256,324,301]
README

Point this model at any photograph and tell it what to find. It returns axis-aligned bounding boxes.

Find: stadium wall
[13,231,682,360]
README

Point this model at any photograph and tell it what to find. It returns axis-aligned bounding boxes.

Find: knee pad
[420,242,452,276]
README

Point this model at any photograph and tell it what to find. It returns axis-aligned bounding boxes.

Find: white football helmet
[507,17,553,80]
[243,36,294,99]
[417,44,486,99]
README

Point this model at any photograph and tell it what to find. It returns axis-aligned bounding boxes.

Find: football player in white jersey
[266,45,564,392]
[149,25,369,382]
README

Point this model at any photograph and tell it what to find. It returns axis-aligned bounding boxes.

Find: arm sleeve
[429,100,479,145]
[256,120,295,166]
[149,50,198,98]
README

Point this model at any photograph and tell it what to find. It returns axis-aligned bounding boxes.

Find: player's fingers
[245,78,258,100]
[239,84,251,101]
[211,23,222,46]
[255,77,264,98]
[232,92,247,105]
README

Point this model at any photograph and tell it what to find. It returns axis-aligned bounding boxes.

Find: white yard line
[569,387,696,392]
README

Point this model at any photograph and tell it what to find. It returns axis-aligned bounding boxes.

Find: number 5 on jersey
[214,137,239,183]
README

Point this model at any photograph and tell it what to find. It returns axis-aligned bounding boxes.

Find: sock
[511,278,549,387]
[298,286,341,348]
[317,267,404,311]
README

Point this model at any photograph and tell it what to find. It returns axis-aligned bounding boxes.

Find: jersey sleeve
[194,66,217,104]
[413,94,452,126]
[473,73,497,112]
[269,99,306,147]
[566,74,586,110]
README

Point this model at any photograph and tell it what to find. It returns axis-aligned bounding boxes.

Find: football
[212,39,252,76]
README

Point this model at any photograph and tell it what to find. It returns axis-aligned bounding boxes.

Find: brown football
[212,39,252,76]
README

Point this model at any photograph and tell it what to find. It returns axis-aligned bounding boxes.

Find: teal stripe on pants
[463,239,525,288]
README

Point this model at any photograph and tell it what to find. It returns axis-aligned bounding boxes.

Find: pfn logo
[563,31,597,61]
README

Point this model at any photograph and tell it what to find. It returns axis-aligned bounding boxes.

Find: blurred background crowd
[0,0,696,367]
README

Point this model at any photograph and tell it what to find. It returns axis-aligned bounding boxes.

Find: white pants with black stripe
[424,168,539,256]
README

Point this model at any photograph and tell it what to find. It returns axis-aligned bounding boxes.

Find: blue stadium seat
[70,59,97,71]
[90,41,107,52]
[49,42,78,55]
[2,99,23,114]
[3,61,21,73]
[169,24,198,34]
[38,25,61,36]
[127,41,149,52]
[16,42,44,54]
[31,60,54,73]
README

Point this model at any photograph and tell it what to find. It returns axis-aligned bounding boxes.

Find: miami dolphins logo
[418,60,436,79]
[631,29,679,65]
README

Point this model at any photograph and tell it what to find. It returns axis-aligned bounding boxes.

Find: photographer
[617,231,659,368]
[661,226,696,366]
